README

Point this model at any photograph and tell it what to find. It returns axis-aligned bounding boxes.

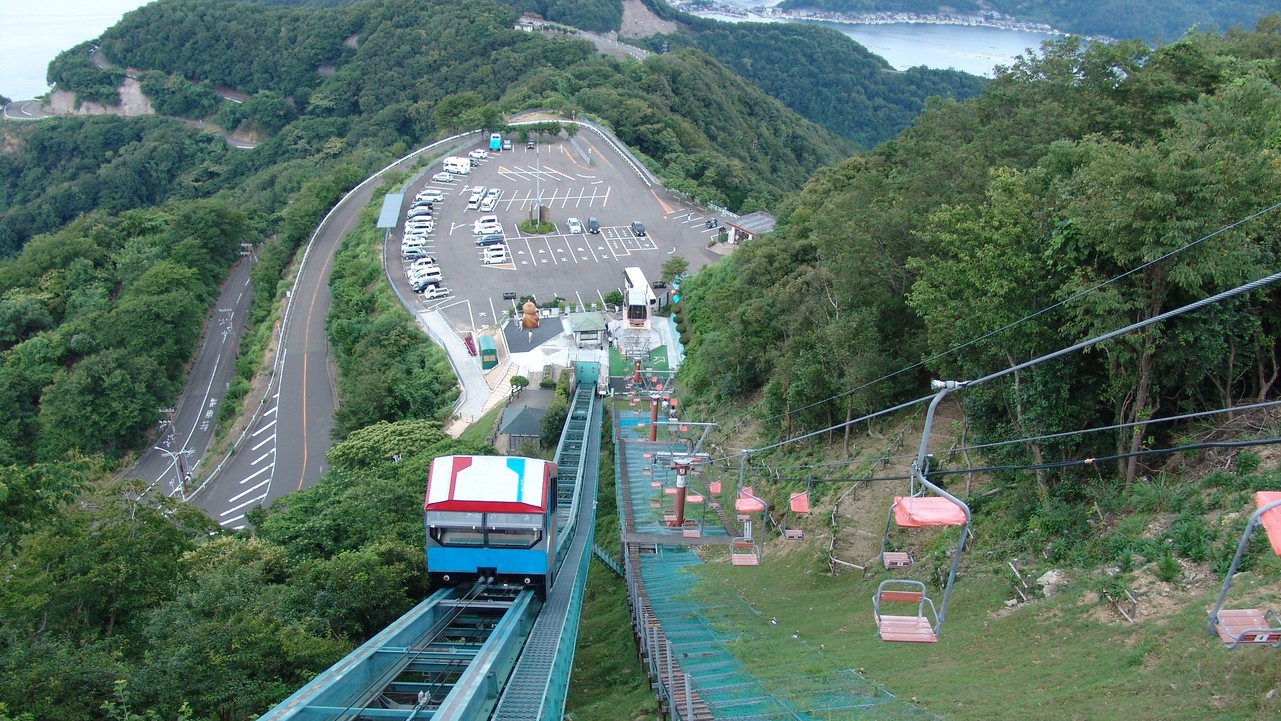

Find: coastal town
[673,1,1068,36]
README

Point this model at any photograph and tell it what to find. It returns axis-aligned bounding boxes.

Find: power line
[720,269,1281,463]
[940,398,1281,458]
[759,437,1281,487]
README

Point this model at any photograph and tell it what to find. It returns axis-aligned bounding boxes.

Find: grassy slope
[570,393,1281,720]
[690,547,1280,720]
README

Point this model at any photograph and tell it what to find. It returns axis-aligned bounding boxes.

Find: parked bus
[622,266,656,329]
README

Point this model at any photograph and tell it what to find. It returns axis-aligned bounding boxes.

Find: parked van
[482,246,508,264]
[442,156,471,175]
[411,266,443,285]
[472,214,499,234]
[588,216,600,234]
[466,188,485,210]
[474,233,505,246]
[402,244,430,260]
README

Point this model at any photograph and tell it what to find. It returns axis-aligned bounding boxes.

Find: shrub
[1234,451,1261,476]
[1155,553,1181,583]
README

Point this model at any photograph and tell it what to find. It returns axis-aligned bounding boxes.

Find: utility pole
[155,407,192,495]
[154,446,193,496]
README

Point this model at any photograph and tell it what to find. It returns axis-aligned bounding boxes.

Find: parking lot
[388,133,725,332]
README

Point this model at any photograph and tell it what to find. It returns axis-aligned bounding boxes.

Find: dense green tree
[0,477,214,645]
[135,536,349,721]
[35,349,170,460]
[0,458,95,551]
[0,296,53,351]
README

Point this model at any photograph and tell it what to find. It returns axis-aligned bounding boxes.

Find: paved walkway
[427,309,612,436]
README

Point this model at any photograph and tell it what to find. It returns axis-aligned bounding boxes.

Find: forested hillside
[648,18,986,148]
[87,0,850,214]
[776,0,1277,41]
[680,21,1281,557]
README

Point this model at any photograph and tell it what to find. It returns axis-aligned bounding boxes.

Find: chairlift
[784,491,810,540]
[880,499,915,569]
[873,579,940,643]
[874,380,972,643]
[1207,491,1281,648]
[731,487,766,566]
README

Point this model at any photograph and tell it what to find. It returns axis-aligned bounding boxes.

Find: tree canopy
[679,27,1281,497]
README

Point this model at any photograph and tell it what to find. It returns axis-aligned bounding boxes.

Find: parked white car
[468,149,488,159]
[482,246,509,264]
[416,189,444,203]
[431,172,453,182]
[472,214,499,234]
[566,217,583,234]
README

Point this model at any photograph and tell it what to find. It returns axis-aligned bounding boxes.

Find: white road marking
[229,477,271,504]
[239,464,272,484]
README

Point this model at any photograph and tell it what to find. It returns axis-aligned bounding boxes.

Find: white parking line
[219,514,245,526]
[252,449,274,465]
[251,433,275,452]
[252,418,277,436]
[543,166,575,182]
[558,238,578,264]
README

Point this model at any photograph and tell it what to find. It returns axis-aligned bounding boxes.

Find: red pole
[649,394,660,442]
[633,360,642,385]
[673,462,688,527]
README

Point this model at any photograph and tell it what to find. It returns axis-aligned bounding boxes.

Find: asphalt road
[195,138,472,529]
[2,101,51,120]
[130,256,254,497]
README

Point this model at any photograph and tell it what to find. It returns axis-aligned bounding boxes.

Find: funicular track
[259,379,601,721]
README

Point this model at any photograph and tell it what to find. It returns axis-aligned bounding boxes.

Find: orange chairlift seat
[872,379,972,643]
[731,537,759,566]
[879,495,964,569]
[875,490,970,642]
[708,480,722,510]
[730,487,765,566]
[736,486,765,521]
[1207,491,1281,648]
[784,492,810,540]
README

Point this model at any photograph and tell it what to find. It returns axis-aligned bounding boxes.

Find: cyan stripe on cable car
[507,457,526,503]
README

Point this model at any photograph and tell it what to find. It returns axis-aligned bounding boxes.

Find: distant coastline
[674,2,1103,40]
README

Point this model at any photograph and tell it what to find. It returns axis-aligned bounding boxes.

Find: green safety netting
[638,549,937,720]
[619,409,728,537]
